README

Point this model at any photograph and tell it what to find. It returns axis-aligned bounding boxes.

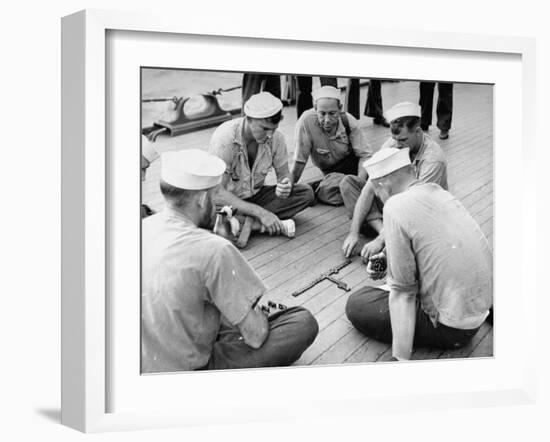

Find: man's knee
[339,174,354,195]
[317,184,343,206]
[274,306,319,351]
[345,287,391,341]
[339,175,366,215]
[284,306,319,344]
[345,291,364,328]
[339,175,364,194]
[292,183,315,205]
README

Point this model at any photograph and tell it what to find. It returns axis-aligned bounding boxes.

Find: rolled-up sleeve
[384,201,419,297]
[204,242,266,325]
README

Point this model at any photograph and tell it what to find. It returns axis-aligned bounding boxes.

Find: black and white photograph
[140,69,494,373]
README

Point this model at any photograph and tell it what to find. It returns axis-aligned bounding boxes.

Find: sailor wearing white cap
[345,147,492,361]
[291,86,373,206]
[341,101,448,263]
[141,148,318,372]
[209,92,314,247]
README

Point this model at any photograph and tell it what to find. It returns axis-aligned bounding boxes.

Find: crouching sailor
[345,147,492,361]
[141,149,318,372]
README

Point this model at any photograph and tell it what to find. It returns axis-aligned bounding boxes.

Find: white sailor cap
[363,147,411,179]
[384,102,421,123]
[311,86,341,103]
[243,92,283,119]
[160,149,226,190]
[142,136,160,164]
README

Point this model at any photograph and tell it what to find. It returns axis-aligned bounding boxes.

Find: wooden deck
[142,79,494,365]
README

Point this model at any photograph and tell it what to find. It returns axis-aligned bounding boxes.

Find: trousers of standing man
[419,82,453,131]
[241,74,282,108]
[203,306,319,369]
[345,79,384,121]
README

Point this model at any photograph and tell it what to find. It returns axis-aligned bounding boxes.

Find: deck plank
[294,319,355,366]
[344,339,391,364]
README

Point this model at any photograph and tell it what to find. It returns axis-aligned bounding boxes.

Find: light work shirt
[380,133,448,190]
[141,208,266,372]
[209,117,289,200]
[293,109,372,172]
[384,182,492,330]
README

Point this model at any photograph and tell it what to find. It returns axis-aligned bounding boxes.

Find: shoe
[373,117,390,128]
[439,130,449,140]
[281,219,295,238]
[421,125,429,132]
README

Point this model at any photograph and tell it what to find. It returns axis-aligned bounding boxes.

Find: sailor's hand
[342,232,360,258]
[260,210,283,236]
[366,252,387,280]
[276,177,292,199]
[361,236,385,263]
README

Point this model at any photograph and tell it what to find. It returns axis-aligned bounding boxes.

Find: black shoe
[373,117,390,127]
[439,130,449,140]
[421,125,429,132]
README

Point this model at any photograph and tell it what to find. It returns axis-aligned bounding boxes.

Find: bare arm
[389,289,417,360]
[343,179,378,258]
[291,160,307,185]
[237,306,269,349]
[349,179,376,234]
[215,185,266,219]
[357,164,368,181]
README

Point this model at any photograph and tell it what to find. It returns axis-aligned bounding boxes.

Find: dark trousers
[419,82,453,131]
[296,76,339,118]
[246,183,314,220]
[343,79,384,120]
[206,306,319,369]
[313,153,360,206]
[242,74,282,108]
[345,286,480,350]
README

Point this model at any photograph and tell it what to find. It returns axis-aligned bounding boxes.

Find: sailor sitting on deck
[141,136,160,218]
[341,102,448,263]
[209,92,314,247]
[141,149,318,372]
[290,86,373,206]
[345,147,492,361]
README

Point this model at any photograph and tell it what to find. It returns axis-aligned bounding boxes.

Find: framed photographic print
[62,9,537,433]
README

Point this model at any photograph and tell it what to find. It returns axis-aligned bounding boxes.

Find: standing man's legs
[296,76,313,118]
[345,78,360,120]
[419,81,436,131]
[436,82,453,136]
[364,79,388,126]
[242,73,282,109]
[207,306,319,369]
